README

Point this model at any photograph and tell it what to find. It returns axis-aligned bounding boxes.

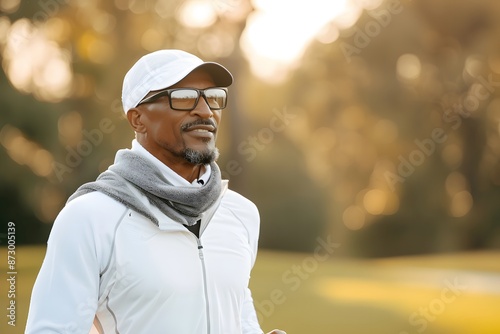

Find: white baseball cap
[121,49,233,113]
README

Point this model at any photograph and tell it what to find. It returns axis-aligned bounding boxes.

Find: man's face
[134,69,222,166]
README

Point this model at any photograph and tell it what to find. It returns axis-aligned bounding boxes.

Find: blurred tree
[284,0,500,256]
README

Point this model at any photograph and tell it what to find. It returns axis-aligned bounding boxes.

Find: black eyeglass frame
[136,87,228,111]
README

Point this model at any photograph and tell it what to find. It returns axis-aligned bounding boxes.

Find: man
[26,50,285,334]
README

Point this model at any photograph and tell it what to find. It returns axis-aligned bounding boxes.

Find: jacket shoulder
[62,191,128,222]
[222,189,259,217]
[221,189,261,265]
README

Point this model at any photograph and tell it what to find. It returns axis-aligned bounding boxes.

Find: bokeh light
[3,19,72,101]
[397,53,422,81]
[176,0,218,28]
[0,125,54,178]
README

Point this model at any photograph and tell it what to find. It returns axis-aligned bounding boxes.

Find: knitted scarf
[67,149,222,226]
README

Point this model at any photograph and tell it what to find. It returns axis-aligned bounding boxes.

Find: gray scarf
[68,149,222,226]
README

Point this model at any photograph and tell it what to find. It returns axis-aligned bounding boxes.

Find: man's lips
[182,120,217,134]
[184,124,215,133]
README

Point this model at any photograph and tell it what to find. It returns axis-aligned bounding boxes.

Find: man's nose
[190,97,214,118]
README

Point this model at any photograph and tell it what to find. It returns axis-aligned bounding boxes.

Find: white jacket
[26,161,263,333]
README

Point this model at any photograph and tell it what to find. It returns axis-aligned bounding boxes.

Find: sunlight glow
[177,0,218,28]
[2,19,72,102]
[240,0,354,83]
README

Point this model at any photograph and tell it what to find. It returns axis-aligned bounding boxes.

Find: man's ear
[127,108,146,133]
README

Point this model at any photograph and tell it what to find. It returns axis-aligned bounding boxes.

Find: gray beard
[183,147,219,165]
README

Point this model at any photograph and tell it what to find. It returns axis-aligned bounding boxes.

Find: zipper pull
[198,242,204,259]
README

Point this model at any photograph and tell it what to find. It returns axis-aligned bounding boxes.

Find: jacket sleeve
[240,197,264,334]
[25,194,118,333]
[241,287,264,334]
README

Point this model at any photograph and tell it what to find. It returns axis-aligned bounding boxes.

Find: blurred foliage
[282,0,500,256]
[0,0,499,257]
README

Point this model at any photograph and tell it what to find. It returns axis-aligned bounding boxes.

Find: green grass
[250,250,500,334]
[1,246,500,333]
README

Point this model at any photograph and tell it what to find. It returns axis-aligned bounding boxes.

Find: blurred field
[1,246,500,334]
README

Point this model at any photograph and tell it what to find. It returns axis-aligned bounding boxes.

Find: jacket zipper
[197,237,211,334]
[193,187,226,334]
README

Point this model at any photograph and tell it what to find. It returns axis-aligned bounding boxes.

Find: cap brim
[193,62,233,87]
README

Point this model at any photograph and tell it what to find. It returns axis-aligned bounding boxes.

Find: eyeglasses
[137,87,228,111]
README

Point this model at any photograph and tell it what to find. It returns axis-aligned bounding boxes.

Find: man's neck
[169,163,205,183]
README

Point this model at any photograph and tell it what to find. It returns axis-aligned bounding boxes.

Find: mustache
[181,119,217,131]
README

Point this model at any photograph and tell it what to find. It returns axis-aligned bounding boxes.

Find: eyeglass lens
[170,88,226,110]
